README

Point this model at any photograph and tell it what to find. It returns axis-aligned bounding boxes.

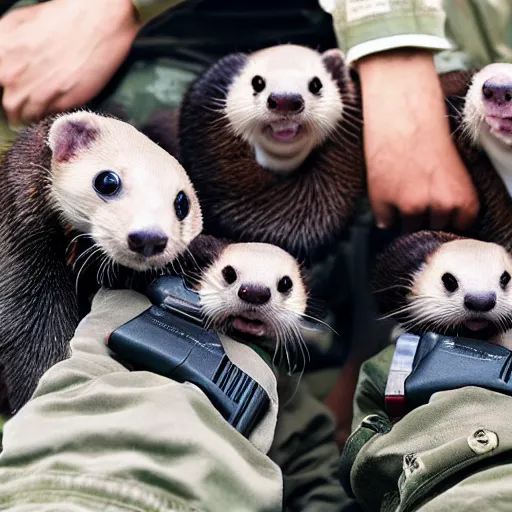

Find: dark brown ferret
[372,230,512,342]
[441,65,512,250]
[0,111,203,413]
[144,44,366,263]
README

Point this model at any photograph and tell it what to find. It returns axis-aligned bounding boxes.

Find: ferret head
[225,45,345,174]
[48,111,203,272]
[463,63,512,147]
[198,242,308,358]
[400,238,512,340]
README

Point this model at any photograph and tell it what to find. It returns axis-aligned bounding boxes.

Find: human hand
[0,0,141,128]
[358,50,480,232]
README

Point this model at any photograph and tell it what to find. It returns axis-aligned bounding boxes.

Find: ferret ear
[191,52,249,101]
[321,48,347,80]
[176,234,229,282]
[48,112,100,163]
[439,69,474,98]
[371,230,463,317]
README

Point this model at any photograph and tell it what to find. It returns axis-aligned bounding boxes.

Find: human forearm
[354,47,479,231]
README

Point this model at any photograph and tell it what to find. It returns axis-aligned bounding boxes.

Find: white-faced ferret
[197,242,310,372]
[143,44,365,263]
[440,64,512,249]
[0,111,203,412]
[462,63,512,188]
[371,230,512,345]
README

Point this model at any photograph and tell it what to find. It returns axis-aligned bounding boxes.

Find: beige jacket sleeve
[0,288,282,512]
[323,0,452,64]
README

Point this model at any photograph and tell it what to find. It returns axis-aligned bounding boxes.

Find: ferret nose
[464,292,496,312]
[127,230,168,258]
[482,79,512,105]
[267,93,304,113]
[238,284,271,305]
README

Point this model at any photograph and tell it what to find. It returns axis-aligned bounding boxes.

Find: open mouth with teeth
[229,311,269,338]
[265,120,302,142]
[486,115,512,136]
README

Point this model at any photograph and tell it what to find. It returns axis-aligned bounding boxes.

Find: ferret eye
[501,271,511,289]
[93,170,121,197]
[222,265,237,285]
[308,77,323,95]
[174,191,189,221]
[442,272,458,293]
[277,276,293,294]
[251,75,266,93]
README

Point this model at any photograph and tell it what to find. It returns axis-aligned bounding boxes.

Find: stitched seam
[0,469,201,512]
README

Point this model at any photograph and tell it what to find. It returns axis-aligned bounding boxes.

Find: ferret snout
[238,284,271,305]
[482,77,512,116]
[127,228,168,258]
[464,291,496,312]
[267,93,304,114]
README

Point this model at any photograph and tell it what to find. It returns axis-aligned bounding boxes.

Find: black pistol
[385,332,512,420]
[107,276,270,438]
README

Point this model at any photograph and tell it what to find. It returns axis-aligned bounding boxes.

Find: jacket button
[467,429,498,455]
[361,414,392,434]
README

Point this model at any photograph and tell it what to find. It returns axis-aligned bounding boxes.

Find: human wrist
[359,49,447,120]
[76,0,141,36]
[358,48,437,80]
[107,0,142,35]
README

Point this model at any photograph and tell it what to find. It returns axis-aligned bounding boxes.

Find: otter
[371,230,512,345]
[142,44,365,263]
[0,111,203,412]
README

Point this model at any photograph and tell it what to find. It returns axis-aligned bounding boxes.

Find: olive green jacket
[0,289,282,511]
[0,288,346,511]
[341,344,512,511]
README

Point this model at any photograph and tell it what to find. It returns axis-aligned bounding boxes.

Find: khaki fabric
[0,288,347,511]
[328,0,512,73]
[0,288,283,512]
[329,0,450,64]
[341,345,512,512]
[132,0,186,24]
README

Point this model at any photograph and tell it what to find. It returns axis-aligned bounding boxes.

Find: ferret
[196,241,310,372]
[192,239,344,510]
[372,230,512,346]
[143,44,365,262]
[0,111,203,412]
[440,65,512,249]
[462,63,512,192]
